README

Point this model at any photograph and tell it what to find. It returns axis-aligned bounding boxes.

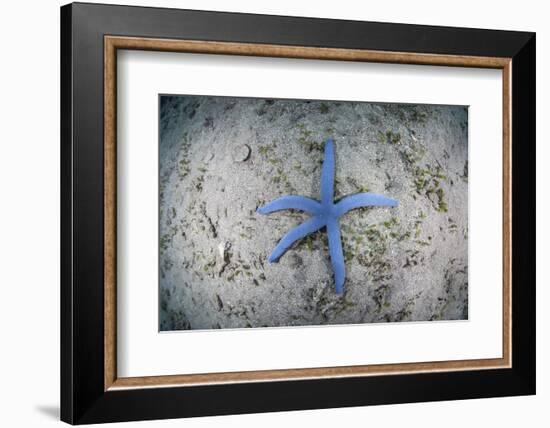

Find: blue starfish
[257,139,398,294]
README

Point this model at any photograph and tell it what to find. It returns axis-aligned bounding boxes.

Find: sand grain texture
[158,96,468,330]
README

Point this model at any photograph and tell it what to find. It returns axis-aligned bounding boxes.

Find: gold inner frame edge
[104,36,512,391]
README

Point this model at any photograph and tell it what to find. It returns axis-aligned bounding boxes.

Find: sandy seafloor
[159,95,468,331]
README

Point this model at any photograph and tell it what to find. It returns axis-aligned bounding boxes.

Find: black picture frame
[61,2,535,424]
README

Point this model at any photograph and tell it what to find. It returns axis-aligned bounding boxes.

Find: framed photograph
[60,2,535,424]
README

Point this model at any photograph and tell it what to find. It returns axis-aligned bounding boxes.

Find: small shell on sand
[232,144,251,162]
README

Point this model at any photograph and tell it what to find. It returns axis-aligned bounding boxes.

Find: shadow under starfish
[257,138,398,294]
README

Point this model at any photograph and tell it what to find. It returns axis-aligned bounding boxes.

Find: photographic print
[159,95,468,331]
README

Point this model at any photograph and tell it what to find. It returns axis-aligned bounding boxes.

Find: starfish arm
[320,139,335,205]
[333,193,398,217]
[257,195,322,215]
[268,216,326,263]
[327,218,346,294]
